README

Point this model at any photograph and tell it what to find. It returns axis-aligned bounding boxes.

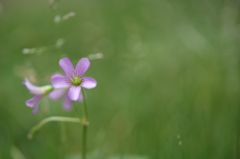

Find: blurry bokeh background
[1,0,240,158]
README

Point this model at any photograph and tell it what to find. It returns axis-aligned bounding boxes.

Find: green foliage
[0,0,240,158]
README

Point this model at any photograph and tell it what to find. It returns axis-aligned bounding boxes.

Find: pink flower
[23,78,53,113]
[48,87,83,110]
[51,57,97,101]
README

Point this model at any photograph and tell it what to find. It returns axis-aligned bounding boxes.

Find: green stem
[28,116,81,139]
[82,124,87,159]
[82,89,88,120]
[81,88,88,159]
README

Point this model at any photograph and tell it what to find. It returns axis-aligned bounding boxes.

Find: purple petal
[51,75,71,88]
[23,78,44,95]
[68,86,81,101]
[81,77,97,89]
[75,58,90,77]
[63,96,73,110]
[32,104,39,114]
[59,58,75,77]
[49,89,66,100]
[53,72,62,76]
[26,95,41,108]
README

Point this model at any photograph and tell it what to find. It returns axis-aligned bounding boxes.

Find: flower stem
[82,124,87,159]
[28,116,81,139]
[81,88,88,159]
[82,88,88,120]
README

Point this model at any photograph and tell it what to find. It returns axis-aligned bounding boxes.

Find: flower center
[71,76,82,86]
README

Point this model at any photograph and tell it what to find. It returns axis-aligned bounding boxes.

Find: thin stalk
[60,122,67,159]
[82,124,87,159]
[82,88,88,120]
[81,88,88,159]
[28,116,81,139]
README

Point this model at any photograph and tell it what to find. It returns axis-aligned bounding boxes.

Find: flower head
[51,58,97,101]
[23,78,53,113]
[49,85,83,110]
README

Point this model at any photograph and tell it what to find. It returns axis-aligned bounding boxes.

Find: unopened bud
[56,38,65,48]
[62,12,76,21]
[178,141,182,146]
[54,15,61,24]
[22,48,36,54]
[87,53,104,60]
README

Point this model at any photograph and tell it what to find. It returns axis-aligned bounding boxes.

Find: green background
[0,0,240,158]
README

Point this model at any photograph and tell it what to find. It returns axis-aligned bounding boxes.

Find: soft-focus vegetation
[1,0,240,158]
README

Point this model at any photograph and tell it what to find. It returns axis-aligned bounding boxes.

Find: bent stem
[81,88,88,159]
[28,116,81,139]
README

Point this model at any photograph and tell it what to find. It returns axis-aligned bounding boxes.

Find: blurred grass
[0,0,240,158]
